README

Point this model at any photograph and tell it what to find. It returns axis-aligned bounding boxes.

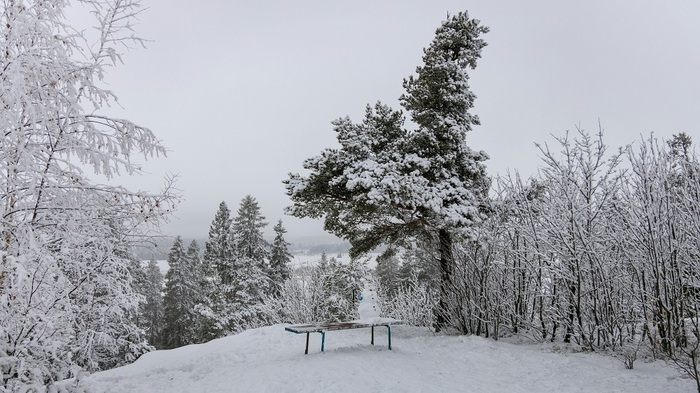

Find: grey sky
[102,0,700,242]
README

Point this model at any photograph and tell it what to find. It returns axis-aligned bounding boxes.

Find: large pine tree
[285,11,490,329]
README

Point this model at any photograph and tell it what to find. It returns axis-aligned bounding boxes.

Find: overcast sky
[98,0,700,243]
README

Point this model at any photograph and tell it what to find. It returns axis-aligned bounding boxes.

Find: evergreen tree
[198,197,274,336]
[203,201,235,285]
[231,195,270,301]
[128,258,150,318]
[285,11,490,329]
[375,255,401,297]
[142,259,165,348]
[269,220,293,297]
[185,240,205,341]
[229,195,271,330]
[233,195,269,264]
[229,255,273,330]
[398,245,440,290]
[127,258,164,348]
[161,237,200,349]
[198,202,235,340]
[668,132,692,159]
[185,240,203,285]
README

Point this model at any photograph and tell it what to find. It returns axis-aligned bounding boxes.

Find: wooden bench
[285,318,402,354]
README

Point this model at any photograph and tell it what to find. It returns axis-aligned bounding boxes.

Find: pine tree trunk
[435,228,454,331]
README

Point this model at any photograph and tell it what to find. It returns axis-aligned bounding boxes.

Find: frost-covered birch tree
[285,11,490,330]
[618,134,700,359]
[0,0,177,389]
[534,129,626,347]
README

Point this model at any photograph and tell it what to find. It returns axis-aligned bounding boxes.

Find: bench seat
[285,318,402,354]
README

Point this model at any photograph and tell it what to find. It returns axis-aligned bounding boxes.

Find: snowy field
[73,283,694,393]
[74,324,694,393]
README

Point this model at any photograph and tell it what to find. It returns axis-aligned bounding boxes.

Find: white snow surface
[76,323,693,393]
[76,278,692,392]
[358,279,381,320]
[351,282,399,326]
[77,283,693,393]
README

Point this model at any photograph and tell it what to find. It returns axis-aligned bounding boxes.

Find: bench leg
[321,331,326,352]
[387,325,392,350]
[371,326,374,345]
[305,332,310,355]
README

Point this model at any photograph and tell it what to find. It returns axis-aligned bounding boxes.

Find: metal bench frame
[285,321,398,354]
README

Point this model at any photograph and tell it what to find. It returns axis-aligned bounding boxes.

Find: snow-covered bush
[274,256,365,324]
[377,275,435,328]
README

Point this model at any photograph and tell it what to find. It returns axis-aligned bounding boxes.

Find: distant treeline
[306,242,352,255]
[134,239,355,260]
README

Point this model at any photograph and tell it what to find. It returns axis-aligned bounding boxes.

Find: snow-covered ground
[358,278,381,320]
[74,324,694,392]
[75,283,694,393]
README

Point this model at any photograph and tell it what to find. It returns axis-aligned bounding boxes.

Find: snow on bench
[285,317,402,354]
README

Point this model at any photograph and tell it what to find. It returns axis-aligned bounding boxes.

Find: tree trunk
[435,228,454,331]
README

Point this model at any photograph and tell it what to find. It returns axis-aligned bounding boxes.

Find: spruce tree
[203,201,235,285]
[142,259,165,348]
[198,202,235,340]
[231,195,270,299]
[375,255,401,297]
[127,257,149,322]
[269,220,293,297]
[233,195,269,264]
[229,195,271,330]
[161,236,200,349]
[285,11,490,329]
[128,258,165,348]
[185,240,205,340]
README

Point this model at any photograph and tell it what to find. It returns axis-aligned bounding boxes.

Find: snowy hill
[75,324,692,392]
